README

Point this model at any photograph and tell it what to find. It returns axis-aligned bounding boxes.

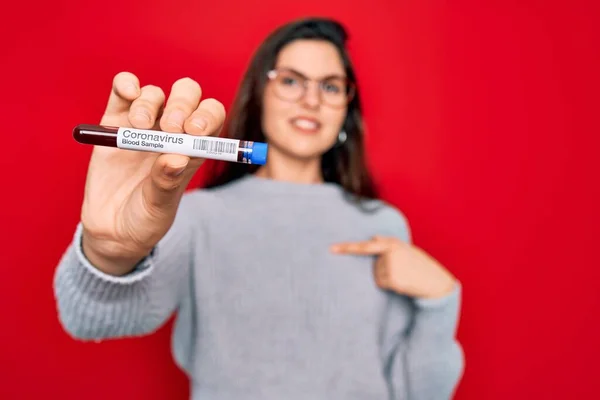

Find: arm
[331,204,465,398]
[52,193,198,341]
[385,286,465,400]
[383,209,464,399]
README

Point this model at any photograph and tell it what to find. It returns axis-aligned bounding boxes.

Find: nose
[302,81,321,109]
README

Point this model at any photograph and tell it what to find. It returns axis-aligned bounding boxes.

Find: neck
[254,147,323,184]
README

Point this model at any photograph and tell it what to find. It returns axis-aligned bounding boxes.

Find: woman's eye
[282,77,297,85]
[323,82,341,93]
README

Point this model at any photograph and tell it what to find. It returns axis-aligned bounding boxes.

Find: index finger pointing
[330,240,390,255]
[103,71,141,117]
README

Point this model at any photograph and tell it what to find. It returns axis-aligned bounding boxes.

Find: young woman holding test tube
[54,17,464,400]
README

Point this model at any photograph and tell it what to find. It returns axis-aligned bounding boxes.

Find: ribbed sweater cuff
[413,280,461,310]
[409,281,462,342]
[56,223,156,301]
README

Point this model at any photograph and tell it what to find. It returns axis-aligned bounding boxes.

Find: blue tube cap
[250,142,268,165]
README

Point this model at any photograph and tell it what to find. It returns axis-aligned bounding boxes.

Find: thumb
[144,154,194,211]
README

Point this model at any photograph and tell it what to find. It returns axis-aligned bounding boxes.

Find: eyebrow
[279,66,347,81]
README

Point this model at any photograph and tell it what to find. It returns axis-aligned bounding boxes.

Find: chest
[194,209,389,338]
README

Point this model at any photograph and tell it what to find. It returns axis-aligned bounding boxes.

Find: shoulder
[353,197,412,243]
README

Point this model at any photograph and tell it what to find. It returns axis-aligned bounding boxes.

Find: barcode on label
[193,139,236,154]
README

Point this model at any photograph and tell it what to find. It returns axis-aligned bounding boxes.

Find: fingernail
[191,117,207,131]
[167,110,185,129]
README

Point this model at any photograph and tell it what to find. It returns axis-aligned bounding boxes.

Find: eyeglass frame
[266,67,356,108]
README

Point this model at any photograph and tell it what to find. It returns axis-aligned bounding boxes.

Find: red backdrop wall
[1,1,598,399]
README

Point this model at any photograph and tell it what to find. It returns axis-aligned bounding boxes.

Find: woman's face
[261,39,350,160]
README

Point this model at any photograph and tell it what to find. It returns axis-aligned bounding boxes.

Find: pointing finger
[330,239,392,255]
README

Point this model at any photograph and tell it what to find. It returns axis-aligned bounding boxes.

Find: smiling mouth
[290,117,321,133]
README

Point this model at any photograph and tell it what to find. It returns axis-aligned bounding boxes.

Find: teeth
[293,119,318,130]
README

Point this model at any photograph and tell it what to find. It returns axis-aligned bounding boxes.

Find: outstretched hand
[330,236,456,299]
[80,72,226,276]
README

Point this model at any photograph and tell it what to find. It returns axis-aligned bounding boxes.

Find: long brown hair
[202,17,378,200]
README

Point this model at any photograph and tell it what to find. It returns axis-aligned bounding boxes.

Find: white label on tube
[116,127,239,162]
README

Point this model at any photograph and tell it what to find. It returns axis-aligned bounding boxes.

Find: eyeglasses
[266,68,356,108]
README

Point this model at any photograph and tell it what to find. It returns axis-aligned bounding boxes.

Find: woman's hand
[330,236,457,299]
[80,72,226,276]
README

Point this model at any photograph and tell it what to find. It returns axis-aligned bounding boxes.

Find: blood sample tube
[72,124,268,165]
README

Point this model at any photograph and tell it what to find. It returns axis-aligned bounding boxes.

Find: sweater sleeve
[52,193,198,341]
[379,205,465,399]
[387,285,465,400]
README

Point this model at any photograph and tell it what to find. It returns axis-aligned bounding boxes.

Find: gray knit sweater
[53,175,464,399]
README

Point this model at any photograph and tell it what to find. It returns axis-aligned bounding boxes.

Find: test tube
[72,124,268,165]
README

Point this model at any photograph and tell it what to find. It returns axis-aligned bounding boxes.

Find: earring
[337,130,347,145]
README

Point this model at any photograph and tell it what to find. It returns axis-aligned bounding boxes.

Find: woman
[54,17,464,399]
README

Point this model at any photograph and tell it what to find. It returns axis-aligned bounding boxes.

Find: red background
[1,0,598,399]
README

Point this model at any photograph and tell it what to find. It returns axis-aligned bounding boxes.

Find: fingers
[330,236,399,255]
[128,85,166,129]
[104,72,141,117]
[158,96,227,171]
[373,258,391,289]
[144,95,227,209]
[184,98,227,170]
[103,74,224,138]
[184,98,226,137]
[160,78,203,132]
